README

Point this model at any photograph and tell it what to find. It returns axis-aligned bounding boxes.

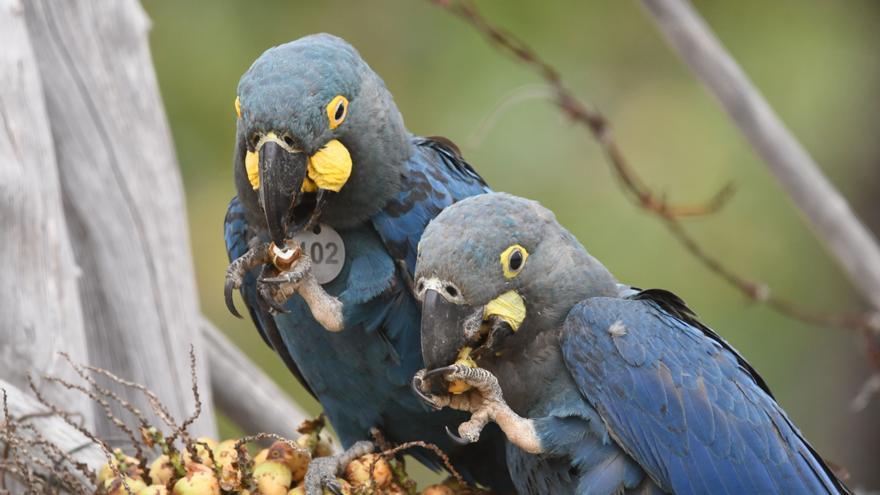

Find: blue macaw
[223,34,512,493]
[412,192,850,494]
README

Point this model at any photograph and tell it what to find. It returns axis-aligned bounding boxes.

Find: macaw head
[414,192,619,373]
[234,34,411,247]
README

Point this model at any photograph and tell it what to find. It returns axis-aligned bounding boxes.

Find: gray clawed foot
[258,253,313,314]
[411,369,451,410]
[304,440,374,495]
[224,242,272,318]
[414,365,505,446]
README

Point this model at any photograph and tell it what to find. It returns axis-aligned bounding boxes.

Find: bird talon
[325,480,344,495]
[422,365,457,382]
[445,425,471,445]
[224,241,272,318]
[224,278,242,319]
[411,370,445,410]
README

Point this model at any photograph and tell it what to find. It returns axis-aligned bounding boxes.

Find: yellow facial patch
[234,96,242,119]
[500,244,529,279]
[483,290,526,332]
[307,139,352,192]
[245,150,259,189]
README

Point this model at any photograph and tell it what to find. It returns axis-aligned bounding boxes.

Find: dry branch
[430,0,878,339]
[640,0,880,321]
[202,319,311,438]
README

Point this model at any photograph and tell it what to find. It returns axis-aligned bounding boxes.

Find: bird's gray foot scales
[224,241,272,318]
[225,243,344,331]
[414,365,543,454]
[304,440,374,495]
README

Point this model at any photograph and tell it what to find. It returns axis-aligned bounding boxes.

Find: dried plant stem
[430,0,878,340]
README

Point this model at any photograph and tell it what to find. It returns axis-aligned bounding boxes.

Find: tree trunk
[20,0,216,438]
[0,0,93,426]
[1,0,311,471]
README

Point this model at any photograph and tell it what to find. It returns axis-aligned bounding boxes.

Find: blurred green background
[143,0,880,488]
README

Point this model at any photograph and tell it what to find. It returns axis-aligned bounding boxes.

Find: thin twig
[40,375,146,467]
[432,0,733,219]
[379,440,465,488]
[430,0,879,344]
[169,346,200,450]
[641,0,880,317]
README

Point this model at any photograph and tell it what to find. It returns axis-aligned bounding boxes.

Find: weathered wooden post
[1,0,309,482]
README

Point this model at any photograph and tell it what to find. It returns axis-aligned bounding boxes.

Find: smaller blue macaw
[411,192,850,495]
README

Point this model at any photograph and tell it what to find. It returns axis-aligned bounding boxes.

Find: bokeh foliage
[143,0,880,487]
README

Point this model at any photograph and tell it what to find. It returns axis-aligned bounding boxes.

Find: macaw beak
[420,289,476,372]
[258,141,308,248]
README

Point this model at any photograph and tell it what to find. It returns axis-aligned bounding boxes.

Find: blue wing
[561,293,848,495]
[371,136,490,276]
[223,196,315,397]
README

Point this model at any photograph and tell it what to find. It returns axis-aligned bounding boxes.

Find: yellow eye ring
[500,244,528,279]
[234,96,242,119]
[326,95,349,129]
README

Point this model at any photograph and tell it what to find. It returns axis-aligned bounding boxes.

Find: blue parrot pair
[224,34,848,494]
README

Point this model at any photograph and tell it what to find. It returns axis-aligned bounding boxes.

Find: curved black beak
[420,289,475,372]
[258,141,307,248]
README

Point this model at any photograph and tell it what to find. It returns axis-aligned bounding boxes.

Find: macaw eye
[500,244,529,279]
[326,95,349,129]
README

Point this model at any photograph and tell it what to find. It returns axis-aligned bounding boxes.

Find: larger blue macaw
[412,192,850,494]
[222,34,512,493]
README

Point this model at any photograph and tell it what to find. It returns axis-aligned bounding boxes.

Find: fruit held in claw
[253,461,293,495]
[448,347,477,394]
[344,454,392,488]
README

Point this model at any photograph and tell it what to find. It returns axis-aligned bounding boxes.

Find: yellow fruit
[266,441,310,482]
[448,347,477,394]
[104,476,147,495]
[184,437,218,467]
[295,431,334,458]
[213,440,242,488]
[212,439,238,458]
[148,455,174,486]
[254,460,293,495]
[138,485,169,495]
[421,484,455,495]
[344,454,391,488]
[172,464,219,495]
[98,451,143,483]
[253,448,269,465]
[288,483,306,495]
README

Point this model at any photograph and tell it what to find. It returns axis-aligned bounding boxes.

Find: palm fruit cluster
[96,418,487,495]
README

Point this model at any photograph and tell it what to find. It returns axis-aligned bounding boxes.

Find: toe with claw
[412,369,451,410]
[257,254,313,314]
[304,440,374,495]
[224,242,272,318]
